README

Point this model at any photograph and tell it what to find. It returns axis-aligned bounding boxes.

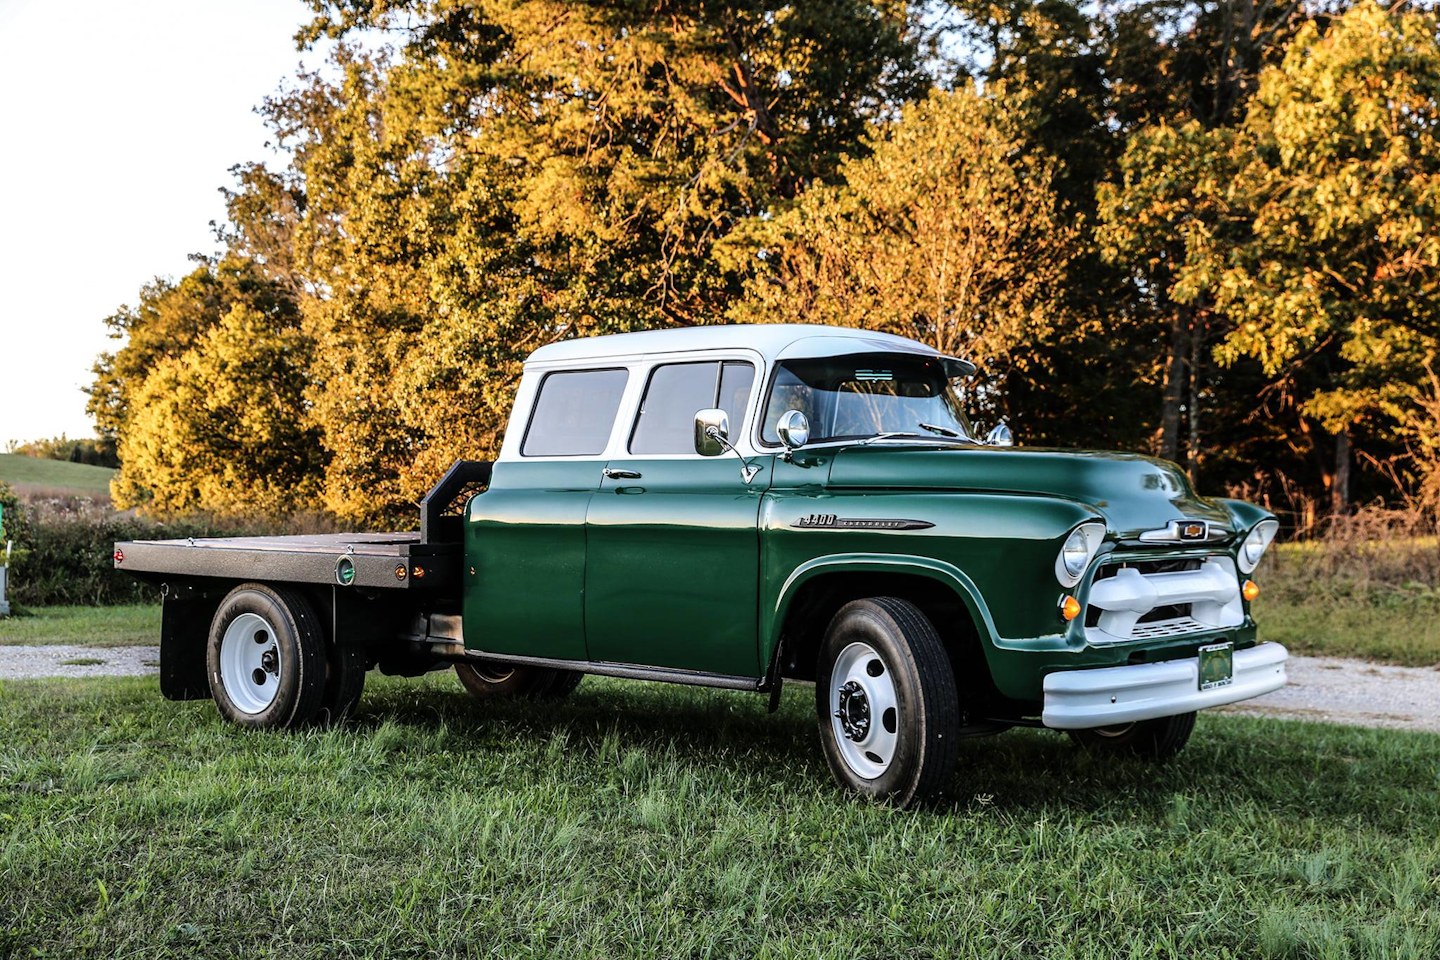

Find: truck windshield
[760,353,975,445]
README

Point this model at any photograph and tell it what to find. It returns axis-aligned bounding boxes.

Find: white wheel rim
[829,641,899,780]
[220,612,282,714]
[1093,723,1136,738]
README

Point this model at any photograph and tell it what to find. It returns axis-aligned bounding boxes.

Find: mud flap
[159,586,220,701]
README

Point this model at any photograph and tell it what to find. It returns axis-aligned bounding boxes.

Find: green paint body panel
[584,456,771,675]
[464,461,597,661]
[464,442,1272,706]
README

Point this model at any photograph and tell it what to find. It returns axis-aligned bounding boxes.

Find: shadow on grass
[343,673,1440,826]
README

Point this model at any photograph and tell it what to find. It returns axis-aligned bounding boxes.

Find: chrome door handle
[603,467,642,480]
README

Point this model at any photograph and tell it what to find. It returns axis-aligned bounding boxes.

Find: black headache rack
[113,460,494,591]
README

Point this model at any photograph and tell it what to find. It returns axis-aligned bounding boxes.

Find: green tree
[1105,2,1440,513]
[112,303,323,516]
[725,84,1079,427]
[91,254,321,516]
[268,0,931,522]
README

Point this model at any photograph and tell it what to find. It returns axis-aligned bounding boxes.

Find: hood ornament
[1137,519,1222,543]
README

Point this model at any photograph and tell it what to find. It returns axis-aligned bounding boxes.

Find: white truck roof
[526,323,974,375]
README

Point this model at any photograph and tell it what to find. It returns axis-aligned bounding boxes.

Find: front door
[583,360,769,677]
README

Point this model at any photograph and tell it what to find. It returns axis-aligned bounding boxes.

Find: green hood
[825,444,1237,541]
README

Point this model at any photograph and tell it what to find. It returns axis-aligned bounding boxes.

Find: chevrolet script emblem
[793,514,934,531]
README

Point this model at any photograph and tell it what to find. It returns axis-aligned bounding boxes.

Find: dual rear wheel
[207,583,366,729]
[206,583,583,730]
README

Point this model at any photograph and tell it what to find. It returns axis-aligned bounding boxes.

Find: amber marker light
[395,564,408,581]
[1242,580,1260,601]
[1060,595,1082,621]
[412,564,426,579]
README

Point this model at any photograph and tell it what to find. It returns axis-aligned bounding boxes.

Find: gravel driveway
[0,645,161,679]
[0,646,1436,733]
[1216,654,1440,733]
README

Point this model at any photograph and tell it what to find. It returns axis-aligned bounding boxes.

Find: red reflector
[114,549,124,563]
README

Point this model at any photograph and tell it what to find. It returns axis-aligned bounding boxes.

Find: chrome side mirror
[984,422,1014,447]
[694,407,760,484]
[694,408,729,457]
[776,409,810,451]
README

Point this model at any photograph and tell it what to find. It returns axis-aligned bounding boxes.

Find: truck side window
[521,368,630,456]
[629,360,755,455]
[718,361,755,429]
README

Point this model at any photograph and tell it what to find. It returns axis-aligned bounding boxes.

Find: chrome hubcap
[220,612,282,714]
[829,641,898,780]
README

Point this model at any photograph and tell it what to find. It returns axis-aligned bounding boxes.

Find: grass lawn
[0,605,161,646]
[1,673,1438,958]
[1253,596,1440,666]
[0,453,115,496]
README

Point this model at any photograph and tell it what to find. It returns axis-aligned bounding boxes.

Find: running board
[425,641,763,692]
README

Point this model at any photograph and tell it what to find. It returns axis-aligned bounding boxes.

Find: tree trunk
[1187,310,1206,481]
[1332,428,1351,516]
[1160,308,1189,465]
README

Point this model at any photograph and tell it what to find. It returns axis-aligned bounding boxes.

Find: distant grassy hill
[0,453,115,496]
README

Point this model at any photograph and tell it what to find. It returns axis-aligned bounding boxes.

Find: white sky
[0,0,322,446]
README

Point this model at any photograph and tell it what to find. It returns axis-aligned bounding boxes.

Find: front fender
[763,552,1000,669]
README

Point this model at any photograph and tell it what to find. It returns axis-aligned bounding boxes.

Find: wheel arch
[765,554,999,695]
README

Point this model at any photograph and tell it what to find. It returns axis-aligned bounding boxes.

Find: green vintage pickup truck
[118,324,1286,806]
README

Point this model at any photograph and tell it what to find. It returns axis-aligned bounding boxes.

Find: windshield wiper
[856,429,979,447]
[918,422,960,438]
[856,432,911,446]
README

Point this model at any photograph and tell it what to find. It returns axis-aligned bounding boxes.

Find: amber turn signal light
[1242,579,1260,601]
[1060,595,1081,621]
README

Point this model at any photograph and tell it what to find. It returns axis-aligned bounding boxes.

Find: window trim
[519,366,631,459]
[626,359,756,457]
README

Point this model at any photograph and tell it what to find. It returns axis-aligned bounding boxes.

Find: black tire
[207,583,328,730]
[1068,712,1197,761]
[542,669,585,699]
[455,661,584,700]
[317,641,367,726]
[815,597,960,808]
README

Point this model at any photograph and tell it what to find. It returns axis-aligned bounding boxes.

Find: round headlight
[1237,519,1279,574]
[1055,522,1105,587]
[1062,529,1090,578]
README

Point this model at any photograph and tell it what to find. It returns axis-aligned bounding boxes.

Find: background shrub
[2,494,335,607]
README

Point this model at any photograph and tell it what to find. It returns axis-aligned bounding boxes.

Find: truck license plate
[1198,642,1234,691]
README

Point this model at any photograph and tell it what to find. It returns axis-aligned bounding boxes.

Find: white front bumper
[1042,642,1288,730]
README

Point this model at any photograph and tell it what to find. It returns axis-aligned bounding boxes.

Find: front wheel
[815,598,960,808]
[1068,712,1197,761]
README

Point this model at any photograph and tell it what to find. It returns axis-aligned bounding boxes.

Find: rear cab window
[521,368,630,456]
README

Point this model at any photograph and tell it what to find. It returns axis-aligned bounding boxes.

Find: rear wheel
[207,583,327,730]
[1068,712,1197,761]
[815,598,960,808]
[455,661,584,700]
